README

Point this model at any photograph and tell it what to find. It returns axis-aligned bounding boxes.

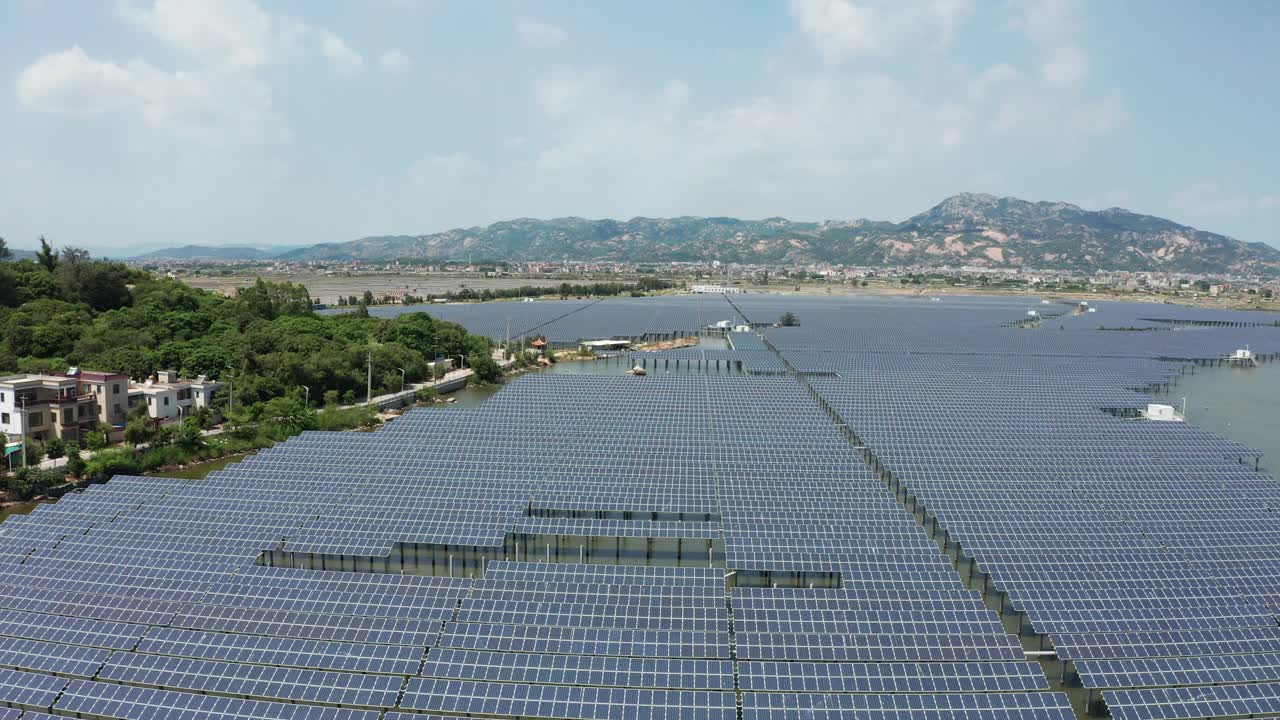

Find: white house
[128,371,223,423]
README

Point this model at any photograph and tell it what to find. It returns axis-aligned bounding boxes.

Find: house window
[112,384,120,394]
[28,412,42,426]
[1,413,8,424]
[147,397,153,406]
[113,404,122,416]
[0,392,5,402]
[164,397,170,406]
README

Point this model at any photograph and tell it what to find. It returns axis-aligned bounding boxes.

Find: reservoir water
[1166,360,1280,472]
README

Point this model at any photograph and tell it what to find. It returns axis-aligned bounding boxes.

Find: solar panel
[4,293,1277,719]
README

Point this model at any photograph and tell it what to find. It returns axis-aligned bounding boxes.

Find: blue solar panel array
[2,292,1278,719]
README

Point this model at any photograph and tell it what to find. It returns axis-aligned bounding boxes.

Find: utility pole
[18,396,27,468]
[366,348,373,404]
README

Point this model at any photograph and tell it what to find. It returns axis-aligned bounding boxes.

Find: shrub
[65,454,87,478]
[4,467,65,500]
[45,437,66,460]
[83,449,141,483]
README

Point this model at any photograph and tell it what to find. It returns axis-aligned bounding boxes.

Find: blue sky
[1,0,1277,255]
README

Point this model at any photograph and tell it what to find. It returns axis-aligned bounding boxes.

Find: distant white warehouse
[691,284,743,294]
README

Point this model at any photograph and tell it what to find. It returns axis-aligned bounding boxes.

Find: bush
[124,415,154,446]
[323,389,341,407]
[176,418,205,452]
[83,449,141,483]
[25,442,45,465]
[414,387,438,403]
[4,467,65,500]
[65,454,86,478]
[314,405,379,432]
[84,430,108,451]
[139,445,187,472]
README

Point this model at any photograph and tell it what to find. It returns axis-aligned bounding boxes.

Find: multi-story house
[127,370,223,423]
[0,373,99,451]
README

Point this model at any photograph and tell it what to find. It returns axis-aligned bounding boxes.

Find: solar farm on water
[4,293,1280,720]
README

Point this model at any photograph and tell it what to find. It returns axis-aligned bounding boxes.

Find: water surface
[1170,360,1280,471]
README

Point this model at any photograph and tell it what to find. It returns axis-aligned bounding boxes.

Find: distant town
[132,256,1280,310]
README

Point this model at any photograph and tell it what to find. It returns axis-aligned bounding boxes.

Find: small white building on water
[1143,403,1183,422]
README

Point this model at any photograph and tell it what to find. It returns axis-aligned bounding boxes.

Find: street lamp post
[397,368,406,393]
[300,385,310,407]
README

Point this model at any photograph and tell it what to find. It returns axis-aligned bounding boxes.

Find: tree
[255,396,315,432]
[0,236,10,260]
[84,430,108,451]
[362,290,375,306]
[35,236,57,272]
[353,302,370,318]
[467,353,503,384]
[124,413,155,446]
[175,418,205,452]
[84,449,141,482]
[44,437,66,460]
[66,453,87,478]
[779,312,800,327]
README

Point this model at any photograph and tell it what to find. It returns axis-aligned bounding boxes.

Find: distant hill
[138,194,1280,274]
[134,245,276,260]
[273,194,1279,275]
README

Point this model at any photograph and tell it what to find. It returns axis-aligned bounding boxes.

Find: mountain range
[131,194,1280,275]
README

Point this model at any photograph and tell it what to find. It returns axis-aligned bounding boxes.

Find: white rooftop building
[128,370,223,424]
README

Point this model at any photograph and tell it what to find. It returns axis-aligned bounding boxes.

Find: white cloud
[515,18,567,48]
[17,46,135,115]
[1011,0,1080,46]
[17,0,359,144]
[1065,91,1127,135]
[535,66,607,117]
[380,49,412,74]
[116,0,275,69]
[968,63,1019,100]
[16,46,284,144]
[788,0,880,60]
[663,79,690,108]
[1041,44,1088,89]
[319,30,363,73]
[787,0,974,62]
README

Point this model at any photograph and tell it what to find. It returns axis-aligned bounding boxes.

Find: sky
[1,0,1277,255]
